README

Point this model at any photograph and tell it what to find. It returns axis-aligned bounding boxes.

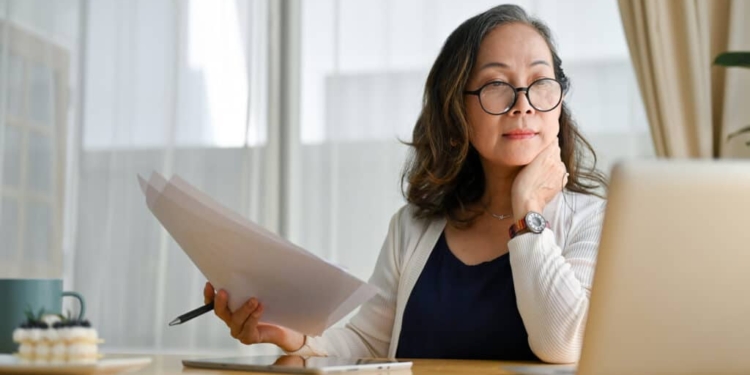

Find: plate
[0,355,152,375]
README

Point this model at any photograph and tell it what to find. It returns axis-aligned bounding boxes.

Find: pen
[168,302,215,326]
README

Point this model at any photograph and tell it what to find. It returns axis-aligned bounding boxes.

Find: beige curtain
[618,0,750,158]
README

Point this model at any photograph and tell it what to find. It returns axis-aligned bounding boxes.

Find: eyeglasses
[464,78,563,115]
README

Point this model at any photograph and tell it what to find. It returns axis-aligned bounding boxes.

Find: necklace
[484,205,513,220]
[487,211,513,220]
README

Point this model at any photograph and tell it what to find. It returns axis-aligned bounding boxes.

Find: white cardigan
[289,191,606,363]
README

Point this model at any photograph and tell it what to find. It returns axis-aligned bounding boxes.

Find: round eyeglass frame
[464,78,563,115]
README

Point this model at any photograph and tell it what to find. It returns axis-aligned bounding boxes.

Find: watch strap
[509,214,550,239]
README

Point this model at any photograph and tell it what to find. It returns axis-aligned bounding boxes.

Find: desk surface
[119,354,545,375]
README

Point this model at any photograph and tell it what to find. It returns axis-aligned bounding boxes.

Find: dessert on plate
[12,309,102,364]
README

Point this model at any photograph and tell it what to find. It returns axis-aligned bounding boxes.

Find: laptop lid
[578,159,750,375]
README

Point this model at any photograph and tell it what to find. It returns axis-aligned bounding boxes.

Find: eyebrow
[478,60,550,71]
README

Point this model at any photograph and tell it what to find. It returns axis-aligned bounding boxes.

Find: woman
[204,4,607,363]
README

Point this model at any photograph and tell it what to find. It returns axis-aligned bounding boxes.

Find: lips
[503,129,537,140]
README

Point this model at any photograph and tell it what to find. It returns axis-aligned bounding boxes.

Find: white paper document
[138,172,379,336]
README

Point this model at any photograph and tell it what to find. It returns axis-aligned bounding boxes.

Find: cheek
[465,97,485,126]
[542,108,562,144]
[465,98,492,140]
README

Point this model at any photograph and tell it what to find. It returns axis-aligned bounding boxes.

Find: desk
[118,354,539,375]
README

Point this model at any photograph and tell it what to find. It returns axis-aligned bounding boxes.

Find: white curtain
[73,0,281,353]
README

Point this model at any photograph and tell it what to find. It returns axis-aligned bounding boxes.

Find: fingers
[531,143,564,178]
[541,141,565,178]
[214,289,232,323]
[230,298,259,339]
[210,289,267,346]
[540,137,561,157]
[237,303,265,345]
[543,140,562,162]
[203,282,215,305]
[551,162,567,190]
[542,139,560,154]
[527,140,560,172]
[513,139,566,211]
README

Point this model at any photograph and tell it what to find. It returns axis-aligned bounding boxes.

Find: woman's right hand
[204,282,306,352]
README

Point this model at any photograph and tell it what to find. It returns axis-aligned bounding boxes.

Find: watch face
[525,212,546,233]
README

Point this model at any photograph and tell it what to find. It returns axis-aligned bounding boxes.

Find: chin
[496,152,537,167]
[477,143,544,168]
[502,159,534,168]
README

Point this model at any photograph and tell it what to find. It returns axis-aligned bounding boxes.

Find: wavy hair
[401,4,607,226]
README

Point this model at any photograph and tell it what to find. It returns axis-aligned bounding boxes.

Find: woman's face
[465,23,562,168]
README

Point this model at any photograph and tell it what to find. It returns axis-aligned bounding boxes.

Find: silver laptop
[578,159,750,375]
[509,159,750,375]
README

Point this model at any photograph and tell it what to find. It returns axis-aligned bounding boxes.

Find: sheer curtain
[288,0,654,289]
[70,0,283,353]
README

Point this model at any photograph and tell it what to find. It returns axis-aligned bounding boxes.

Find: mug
[0,278,85,354]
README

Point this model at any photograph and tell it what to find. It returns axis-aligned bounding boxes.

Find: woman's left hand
[511,141,568,221]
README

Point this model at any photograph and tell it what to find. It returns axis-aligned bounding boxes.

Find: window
[0,20,69,279]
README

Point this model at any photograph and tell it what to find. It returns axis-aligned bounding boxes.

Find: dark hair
[401,4,607,226]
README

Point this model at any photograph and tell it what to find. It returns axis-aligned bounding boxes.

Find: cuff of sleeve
[284,335,328,357]
[508,228,558,256]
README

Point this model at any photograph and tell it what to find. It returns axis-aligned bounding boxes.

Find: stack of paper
[138,172,378,336]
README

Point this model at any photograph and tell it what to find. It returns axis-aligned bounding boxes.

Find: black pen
[168,302,215,326]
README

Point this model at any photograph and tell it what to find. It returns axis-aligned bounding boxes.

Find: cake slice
[12,310,102,364]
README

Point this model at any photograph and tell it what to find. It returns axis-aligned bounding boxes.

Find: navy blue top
[396,232,538,360]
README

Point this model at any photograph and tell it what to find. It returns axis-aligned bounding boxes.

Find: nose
[509,89,534,116]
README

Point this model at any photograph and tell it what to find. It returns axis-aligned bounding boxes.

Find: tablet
[182,355,413,374]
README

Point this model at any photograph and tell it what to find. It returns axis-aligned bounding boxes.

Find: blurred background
[0,0,654,355]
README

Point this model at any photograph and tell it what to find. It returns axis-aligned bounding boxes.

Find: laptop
[507,159,750,375]
[182,355,412,374]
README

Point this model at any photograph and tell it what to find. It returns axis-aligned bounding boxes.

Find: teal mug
[0,278,85,354]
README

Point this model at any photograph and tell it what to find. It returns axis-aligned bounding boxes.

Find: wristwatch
[509,211,549,239]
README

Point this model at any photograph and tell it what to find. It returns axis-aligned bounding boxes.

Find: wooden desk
[119,354,541,375]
